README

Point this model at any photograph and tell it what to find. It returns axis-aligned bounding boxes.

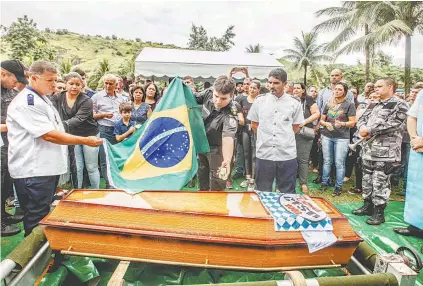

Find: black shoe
[393,225,423,238]
[320,184,328,192]
[348,188,362,195]
[1,221,21,237]
[313,176,322,184]
[2,212,23,224]
[366,204,386,225]
[332,187,342,197]
[232,172,244,180]
[352,199,374,216]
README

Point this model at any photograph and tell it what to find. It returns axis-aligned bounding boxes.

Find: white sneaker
[240,180,248,188]
[247,183,255,191]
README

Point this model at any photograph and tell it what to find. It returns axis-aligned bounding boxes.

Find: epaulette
[27,94,34,105]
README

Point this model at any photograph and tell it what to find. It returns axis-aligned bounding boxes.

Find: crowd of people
[1,59,422,247]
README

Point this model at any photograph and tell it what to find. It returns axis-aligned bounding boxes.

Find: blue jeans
[321,136,349,189]
[74,134,100,189]
[99,125,117,187]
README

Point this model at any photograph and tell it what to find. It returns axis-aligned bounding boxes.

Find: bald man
[317,69,354,114]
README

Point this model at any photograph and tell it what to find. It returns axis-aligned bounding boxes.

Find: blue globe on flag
[139,117,190,168]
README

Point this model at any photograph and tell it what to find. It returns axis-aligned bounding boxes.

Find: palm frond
[315,6,350,17]
[326,27,357,52]
[335,19,412,56]
[313,14,353,33]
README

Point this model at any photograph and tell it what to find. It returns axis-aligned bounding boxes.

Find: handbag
[298,98,315,139]
[298,126,315,139]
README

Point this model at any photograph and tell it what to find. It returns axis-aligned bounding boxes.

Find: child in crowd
[114,102,136,142]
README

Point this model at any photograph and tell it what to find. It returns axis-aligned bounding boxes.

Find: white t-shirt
[7,87,68,178]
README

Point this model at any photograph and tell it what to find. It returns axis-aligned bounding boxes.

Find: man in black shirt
[1,59,28,236]
[195,76,238,190]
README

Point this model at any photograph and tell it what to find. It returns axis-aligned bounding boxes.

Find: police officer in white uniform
[7,61,103,236]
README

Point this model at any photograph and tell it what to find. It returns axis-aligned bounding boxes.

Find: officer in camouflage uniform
[195,75,238,191]
[353,77,409,225]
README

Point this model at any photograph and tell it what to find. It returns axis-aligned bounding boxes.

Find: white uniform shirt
[247,93,304,161]
[7,86,68,178]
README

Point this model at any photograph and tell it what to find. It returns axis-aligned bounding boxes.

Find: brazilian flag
[104,78,209,193]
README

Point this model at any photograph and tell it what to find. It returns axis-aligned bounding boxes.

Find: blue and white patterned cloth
[256,191,337,253]
[255,191,333,232]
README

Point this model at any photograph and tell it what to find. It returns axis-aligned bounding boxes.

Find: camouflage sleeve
[356,103,374,131]
[368,100,408,136]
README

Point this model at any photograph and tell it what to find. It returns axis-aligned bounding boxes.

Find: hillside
[1,31,422,89]
[0,31,182,74]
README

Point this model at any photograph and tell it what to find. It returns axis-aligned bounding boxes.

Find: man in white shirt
[7,60,103,236]
[248,68,304,193]
[91,74,128,188]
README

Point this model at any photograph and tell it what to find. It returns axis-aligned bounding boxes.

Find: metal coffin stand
[40,190,362,271]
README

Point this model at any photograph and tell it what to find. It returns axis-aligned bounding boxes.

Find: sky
[1,0,423,67]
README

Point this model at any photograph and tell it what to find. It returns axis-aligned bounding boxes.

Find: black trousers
[255,158,298,194]
[241,130,256,178]
[310,134,319,169]
[198,146,227,191]
[1,144,13,216]
[14,175,59,236]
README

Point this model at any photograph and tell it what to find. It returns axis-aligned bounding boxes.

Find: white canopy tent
[134,47,284,82]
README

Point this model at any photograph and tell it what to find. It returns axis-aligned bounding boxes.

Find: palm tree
[313,1,375,82]
[59,59,72,75]
[315,1,423,94]
[88,58,111,90]
[282,31,333,85]
[245,43,262,53]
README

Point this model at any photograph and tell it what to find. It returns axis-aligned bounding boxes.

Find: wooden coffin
[40,190,362,271]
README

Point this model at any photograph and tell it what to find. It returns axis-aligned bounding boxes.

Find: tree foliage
[373,51,393,68]
[245,43,262,53]
[59,59,72,75]
[314,1,423,93]
[2,15,56,61]
[282,31,333,85]
[87,58,111,90]
[188,24,235,51]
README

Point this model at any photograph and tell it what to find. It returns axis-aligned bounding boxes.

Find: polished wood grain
[41,190,362,269]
